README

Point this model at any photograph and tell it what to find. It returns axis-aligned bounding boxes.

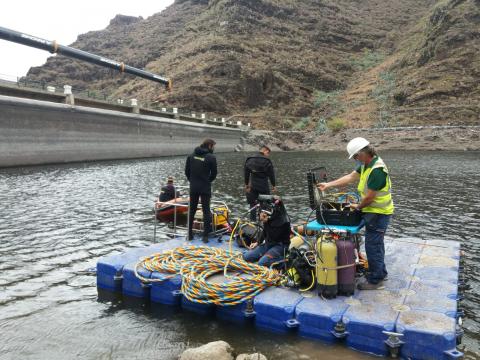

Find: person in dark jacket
[244,145,276,221]
[243,198,290,267]
[185,139,217,242]
[159,176,180,202]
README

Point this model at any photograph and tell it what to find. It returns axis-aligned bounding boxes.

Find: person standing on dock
[244,145,277,221]
[317,137,394,290]
[185,139,218,243]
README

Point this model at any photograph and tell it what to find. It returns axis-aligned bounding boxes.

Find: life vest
[357,157,394,215]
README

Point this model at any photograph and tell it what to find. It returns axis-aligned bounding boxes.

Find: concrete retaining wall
[0,95,246,167]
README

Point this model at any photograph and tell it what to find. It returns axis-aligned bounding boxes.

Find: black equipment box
[316,203,362,226]
[307,167,362,226]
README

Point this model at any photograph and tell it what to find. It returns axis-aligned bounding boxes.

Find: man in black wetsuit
[185,139,217,243]
[244,145,276,221]
[243,198,291,267]
[159,176,179,202]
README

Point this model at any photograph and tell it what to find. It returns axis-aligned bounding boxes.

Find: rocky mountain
[25,0,479,129]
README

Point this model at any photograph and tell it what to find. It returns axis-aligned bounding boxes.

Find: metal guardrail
[0,73,250,129]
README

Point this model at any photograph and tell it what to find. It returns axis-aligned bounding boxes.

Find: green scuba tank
[316,233,338,298]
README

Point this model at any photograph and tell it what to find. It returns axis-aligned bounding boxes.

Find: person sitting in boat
[243,196,290,268]
[159,176,180,202]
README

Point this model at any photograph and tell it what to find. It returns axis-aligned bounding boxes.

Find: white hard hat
[346,137,370,159]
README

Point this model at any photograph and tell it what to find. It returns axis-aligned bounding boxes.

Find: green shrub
[327,118,346,133]
[350,49,386,71]
[293,116,310,130]
[282,118,294,130]
[313,90,341,109]
[315,118,327,133]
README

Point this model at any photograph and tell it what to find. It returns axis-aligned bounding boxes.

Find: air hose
[135,245,282,306]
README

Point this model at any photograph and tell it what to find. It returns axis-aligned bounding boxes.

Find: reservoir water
[0,151,478,359]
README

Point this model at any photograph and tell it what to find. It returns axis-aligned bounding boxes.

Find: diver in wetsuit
[244,145,276,221]
[185,139,217,243]
[243,197,290,268]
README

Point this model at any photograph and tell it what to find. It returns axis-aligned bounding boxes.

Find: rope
[134,245,282,306]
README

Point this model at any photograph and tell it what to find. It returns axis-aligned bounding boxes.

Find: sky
[0,0,174,80]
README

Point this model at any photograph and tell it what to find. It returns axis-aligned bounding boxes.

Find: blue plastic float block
[211,272,256,324]
[295,295,350,343]
[406,279,458,314]
[424,239,461,250]
[113,234,238,308]
[147,235,241,307]
[414,267,459,283]
[120,235,234,299]
[121,239,185,298]
[253,287,304,333]
[181,296,216,315]
[150,274,183,306]
[417,254,460,270]
[97,243,174,292]
[385,239,425,277]
[354,287,406,307]
[343,303,398,357]
[216,301,254,324]
[186,235,246,316]
[382,277,411,291]
[396,309,462,360]
[122,261,152,298]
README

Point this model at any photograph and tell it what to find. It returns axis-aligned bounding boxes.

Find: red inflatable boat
[155,197,189,221]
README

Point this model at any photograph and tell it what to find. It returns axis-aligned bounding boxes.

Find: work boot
[202,234,209,243]
[357,281,384,291]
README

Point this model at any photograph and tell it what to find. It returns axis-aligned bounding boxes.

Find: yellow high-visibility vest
[357,157,394,215]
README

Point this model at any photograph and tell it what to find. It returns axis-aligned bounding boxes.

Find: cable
[135,245,282,306]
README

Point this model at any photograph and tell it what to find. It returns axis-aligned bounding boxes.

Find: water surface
[0,151,478,359]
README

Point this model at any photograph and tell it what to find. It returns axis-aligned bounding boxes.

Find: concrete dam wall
[0,95,247,167]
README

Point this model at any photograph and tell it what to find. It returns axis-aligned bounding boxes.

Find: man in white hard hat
[317,137,394,290]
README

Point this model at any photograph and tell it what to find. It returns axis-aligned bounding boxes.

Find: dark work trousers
[188,193,212,237]
[246,188,270,221]
[243,242,288,268]
[363,212,391,284]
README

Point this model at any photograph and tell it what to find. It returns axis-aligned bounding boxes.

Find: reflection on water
[0,151,478,359]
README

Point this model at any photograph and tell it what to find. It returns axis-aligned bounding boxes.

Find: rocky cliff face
[25,0,479,129]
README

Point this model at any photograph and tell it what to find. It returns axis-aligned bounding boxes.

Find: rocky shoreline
[179,341,266,360]
[243,126,480,152]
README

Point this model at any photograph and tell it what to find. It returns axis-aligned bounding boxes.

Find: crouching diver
[243,196,290,268]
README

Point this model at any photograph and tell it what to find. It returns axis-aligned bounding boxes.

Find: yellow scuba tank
[316,232,338,298]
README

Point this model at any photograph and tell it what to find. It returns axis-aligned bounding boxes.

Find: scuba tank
[336,237,356,296]
[316,232,338,298]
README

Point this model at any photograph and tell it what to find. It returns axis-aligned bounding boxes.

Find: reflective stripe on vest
[357,157,394,215]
